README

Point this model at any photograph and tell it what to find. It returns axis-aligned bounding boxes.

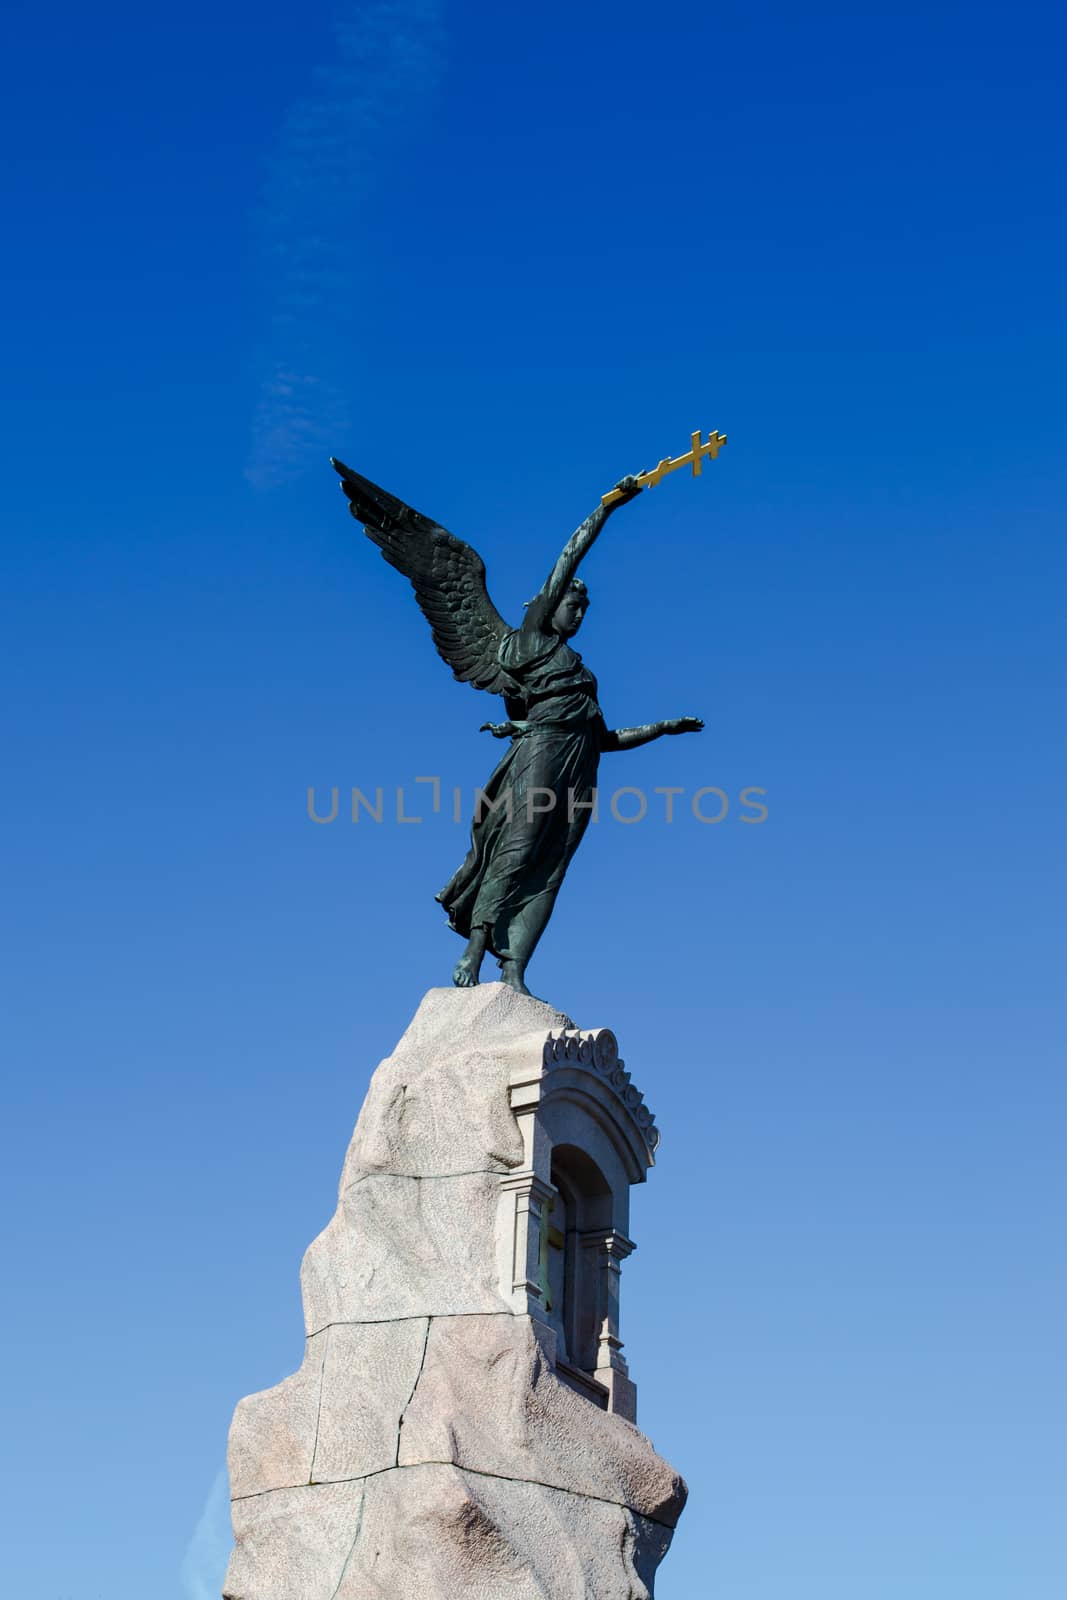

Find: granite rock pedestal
[223,983,686,1600]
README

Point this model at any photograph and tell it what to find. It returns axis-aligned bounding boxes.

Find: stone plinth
[223,983,686,1600]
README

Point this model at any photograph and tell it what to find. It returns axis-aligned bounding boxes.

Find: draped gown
[437,619,604,965]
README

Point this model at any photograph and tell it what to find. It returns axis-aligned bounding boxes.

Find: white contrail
[181,1466,232,1600]
[246,0,445,489]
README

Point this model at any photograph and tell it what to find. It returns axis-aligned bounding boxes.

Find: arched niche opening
[503,1026,652,1422]
[544,1145,614,1392]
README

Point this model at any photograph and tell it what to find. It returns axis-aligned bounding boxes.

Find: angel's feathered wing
[331,459,514,696]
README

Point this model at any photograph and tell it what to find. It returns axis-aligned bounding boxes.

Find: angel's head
[550,578,589,639]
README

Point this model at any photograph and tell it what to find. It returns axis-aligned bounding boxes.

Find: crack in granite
[231,1459,678,1532]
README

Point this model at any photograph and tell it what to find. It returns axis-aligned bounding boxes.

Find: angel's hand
[611,474,644,505]
[480,720,521,739]
[663,716,704,735]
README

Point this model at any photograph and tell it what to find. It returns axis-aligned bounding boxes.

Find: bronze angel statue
[330,460,704,995]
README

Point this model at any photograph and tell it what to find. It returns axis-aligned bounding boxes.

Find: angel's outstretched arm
[600,717,704,751]
[525,476,643,631]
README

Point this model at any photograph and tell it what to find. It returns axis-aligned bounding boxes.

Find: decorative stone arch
[497,1026,658,1422]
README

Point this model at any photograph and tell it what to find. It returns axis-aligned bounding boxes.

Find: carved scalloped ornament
[542,1028,660,1154]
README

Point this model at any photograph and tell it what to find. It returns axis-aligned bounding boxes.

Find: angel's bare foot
[453,954,480,987]
[500,959,531,996]
[453,927,488,988]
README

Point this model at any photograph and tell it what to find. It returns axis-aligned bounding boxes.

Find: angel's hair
[523,578,589,611]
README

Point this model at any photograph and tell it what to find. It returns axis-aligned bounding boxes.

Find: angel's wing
[330,459,514,695]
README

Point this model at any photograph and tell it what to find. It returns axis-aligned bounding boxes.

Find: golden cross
[601,428,728,507]
[537,1195,566,1311]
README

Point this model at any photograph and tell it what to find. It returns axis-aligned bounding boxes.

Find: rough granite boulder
[224,983,686,1600]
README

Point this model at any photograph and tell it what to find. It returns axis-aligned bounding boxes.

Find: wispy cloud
[181,1467,232,1600]
[246,0,445,489]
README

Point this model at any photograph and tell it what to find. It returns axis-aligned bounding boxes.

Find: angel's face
[551,591,589,639]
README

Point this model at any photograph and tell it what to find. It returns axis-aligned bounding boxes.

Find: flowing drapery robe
[437,624,603,964]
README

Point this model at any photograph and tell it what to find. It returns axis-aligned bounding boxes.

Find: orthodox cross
[600,427,728,507]
[537,1194,566,1312]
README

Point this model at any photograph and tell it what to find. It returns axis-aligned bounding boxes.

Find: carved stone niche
[496,1026,660,1425]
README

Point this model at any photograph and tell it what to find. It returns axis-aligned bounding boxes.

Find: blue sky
[2,1,1065,1595]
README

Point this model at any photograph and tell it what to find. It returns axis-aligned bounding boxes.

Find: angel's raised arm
[525,476,643,632]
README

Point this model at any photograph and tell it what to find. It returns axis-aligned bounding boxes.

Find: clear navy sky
[3,2,1065,1596]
